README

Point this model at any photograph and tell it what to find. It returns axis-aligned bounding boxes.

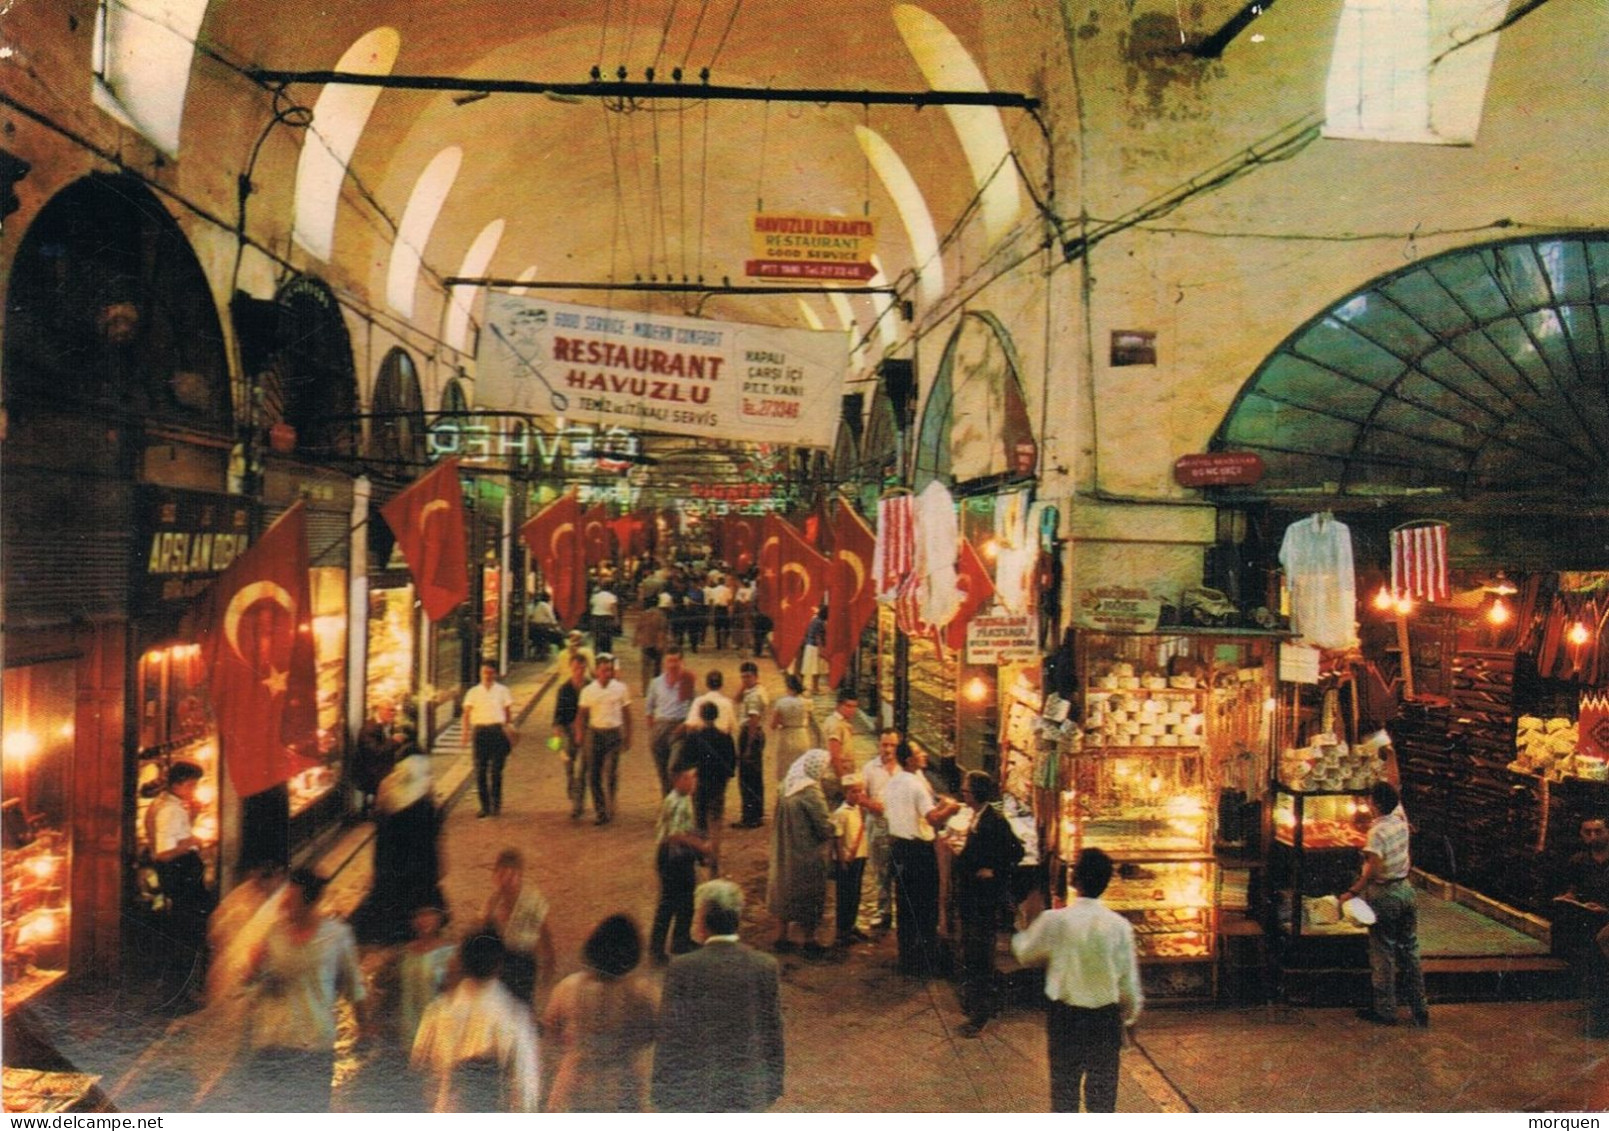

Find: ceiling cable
[679,0,713,71]
[706,0,745,74]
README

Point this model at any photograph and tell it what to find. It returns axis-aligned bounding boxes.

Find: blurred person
[589,579,620,654]
[411,932,540,1112]
[352,736,446,944]
[146,759,215,1012]
[395,903,456,1051]
[542,914,661,1112]
[243,868,367,1112]
[482,848,556,1007]
[686,668,737,737]
[352,701,400,817]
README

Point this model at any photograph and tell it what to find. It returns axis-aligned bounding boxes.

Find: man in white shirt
[462,663,516,818]
[883,738,960,976]
[146,760,214,1011]
[1011,847,1143,1113]
[686,669,737,738]
[858,729,902,931]
[578,653,633,825]
[589,584,620,654]
[708,574,735,650]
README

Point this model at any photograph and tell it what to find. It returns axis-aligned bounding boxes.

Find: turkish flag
[773,518,831,670]
[757,514,785,620]
[725,515,759,574]
[609,515,641,560]
[201,503,320,799]
[942,537,998,653]
[520,492,587,628]
[380,458,469,622]
[582,504,611,567]
[825,500,877,689]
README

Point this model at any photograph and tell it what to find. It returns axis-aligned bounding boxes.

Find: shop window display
[133,643,219,904]
[2,661,76,1009]
[287,567,348,817]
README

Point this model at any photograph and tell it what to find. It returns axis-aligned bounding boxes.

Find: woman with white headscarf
[766,749,835,954]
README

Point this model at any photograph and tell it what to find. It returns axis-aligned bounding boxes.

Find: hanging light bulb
[1372,585,1396,612]
[1488,596,1511,626]
[1393,594,1415,616]
[1569,621,1591,647]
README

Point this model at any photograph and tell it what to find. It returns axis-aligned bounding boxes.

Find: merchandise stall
[3,661,78,1012]
[1051,628,1283,1000]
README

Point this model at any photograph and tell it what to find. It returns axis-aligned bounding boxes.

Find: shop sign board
[1073,587,1163,633]
[480,294,847,448]
[745,212,877,281]
[135,486,254,609]
[1173,451,1265,488]
[1278,643,1321,684]
[965,614,1039,664]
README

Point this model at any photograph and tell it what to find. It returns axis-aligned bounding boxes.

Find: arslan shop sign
[135,487,254,609]
[479,295,847,448]
[745,212,878,281]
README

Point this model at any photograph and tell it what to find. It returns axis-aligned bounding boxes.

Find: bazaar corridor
[7,624,1609,1113]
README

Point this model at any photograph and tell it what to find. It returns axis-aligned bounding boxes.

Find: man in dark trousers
[1343,780,1429,1028]
[552,653,590,820]
[651,879,784,1112]
[1012,848,1142,1113]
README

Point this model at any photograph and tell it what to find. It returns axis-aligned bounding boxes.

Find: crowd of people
[176,563,1152,1113]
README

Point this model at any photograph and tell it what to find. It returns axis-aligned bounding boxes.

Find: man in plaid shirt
[1343,781,1429,1027]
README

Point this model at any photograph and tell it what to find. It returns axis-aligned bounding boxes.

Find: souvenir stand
[1049,627,1284,1000]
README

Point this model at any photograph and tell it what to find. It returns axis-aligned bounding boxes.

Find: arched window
[3,173,230,433]
[370,347,426,469]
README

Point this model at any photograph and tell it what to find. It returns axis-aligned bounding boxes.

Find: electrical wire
[706,0,745,74]
[679,0,713,71]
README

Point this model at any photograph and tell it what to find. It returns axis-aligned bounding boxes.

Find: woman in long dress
[242,868,367,1112]
[767,750,835,954]
[769,674,816,775]
[541,914,660,1112]
[352,736,446,945]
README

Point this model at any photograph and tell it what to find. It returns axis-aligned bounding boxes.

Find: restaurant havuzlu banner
[480,294,848,448]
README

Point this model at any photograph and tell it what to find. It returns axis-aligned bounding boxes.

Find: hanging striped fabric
[1391,522,1450,602]
[874,494,916,600]
[893,571,931,637]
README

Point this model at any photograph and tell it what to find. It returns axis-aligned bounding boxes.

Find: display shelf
[1268,783,1372,947]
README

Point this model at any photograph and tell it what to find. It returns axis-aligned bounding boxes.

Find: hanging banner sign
[746,212,877,281]
[1073,587,1163,634]
[480,294,847,448]
[965,614,1039,664]
[1173,451,1266,488]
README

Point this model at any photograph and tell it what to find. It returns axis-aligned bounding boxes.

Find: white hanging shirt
[1278,513,1358,650]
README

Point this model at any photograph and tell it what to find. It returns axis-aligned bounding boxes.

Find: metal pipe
[247,70,1041,110]
[444,277,899,296]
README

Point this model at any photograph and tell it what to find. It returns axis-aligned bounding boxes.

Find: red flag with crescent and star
[725,515,759,574]
[773,517,830,670]
[582,504,611,567]
[942,536,998,654]
[757,514,785,620]
[380,457,470,622]
[520,492,587,628]
[201,502,320,799]
[825,499,877,688]
[609,515,641,560]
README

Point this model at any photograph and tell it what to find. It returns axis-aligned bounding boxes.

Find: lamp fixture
[1569,621,1591,647]
[1488,596,1511,626]
[1372,585,1396,612]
